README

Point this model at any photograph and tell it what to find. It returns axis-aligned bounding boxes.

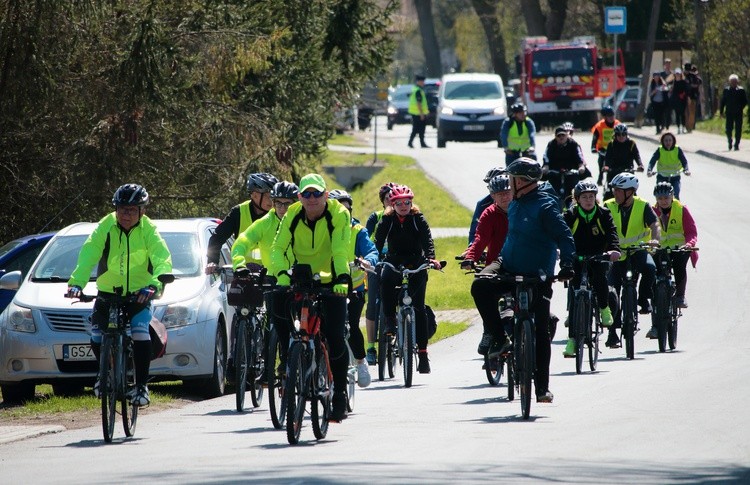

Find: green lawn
[328,133,367,146]
[426,236,474,311]
[695,110,750,136]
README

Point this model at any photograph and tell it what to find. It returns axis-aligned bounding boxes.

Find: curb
[628,131,750,171]
[0,425,66,444]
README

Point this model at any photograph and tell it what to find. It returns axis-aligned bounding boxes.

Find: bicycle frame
[571,255,607,373]
[617,245,651,360]
[650,246,697,352]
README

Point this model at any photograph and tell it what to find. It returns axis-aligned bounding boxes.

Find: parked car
[423,78,441,128]
[0,218,235,403]
[386,84,413,130]
[334,102,356,133]
[0,232,55,314]
[604,86,643,122]
[436,73,507,148]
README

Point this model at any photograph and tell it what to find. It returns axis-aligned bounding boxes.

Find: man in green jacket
[270,173,352,421]
[408,74,430,148]
[67,184,172,406]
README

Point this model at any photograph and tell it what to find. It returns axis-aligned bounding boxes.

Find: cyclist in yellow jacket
[270,173,352,421]
[67,184,172,406]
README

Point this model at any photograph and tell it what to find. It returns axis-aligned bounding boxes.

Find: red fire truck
[518,35,625,125]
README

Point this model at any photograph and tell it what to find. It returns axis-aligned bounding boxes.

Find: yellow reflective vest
[656,146,682,176]
[658,200,686,248]
[408,85,428,116]
[605,196,651,260]
[506,120,532,151]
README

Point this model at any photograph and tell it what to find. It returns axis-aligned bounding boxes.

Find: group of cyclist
[62,101,698,421]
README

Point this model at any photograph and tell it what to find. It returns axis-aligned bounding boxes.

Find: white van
[436,73,507,148]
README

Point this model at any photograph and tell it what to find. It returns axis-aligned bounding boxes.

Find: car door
[0,239,49,313]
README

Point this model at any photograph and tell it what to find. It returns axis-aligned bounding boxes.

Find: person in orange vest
[590,105,621,186]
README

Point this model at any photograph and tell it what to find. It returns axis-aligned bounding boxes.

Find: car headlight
[440,106,454,115]
[6,302,36,333]
[387,106,397,114]
[493,106,505,116]
[160,297,200,328]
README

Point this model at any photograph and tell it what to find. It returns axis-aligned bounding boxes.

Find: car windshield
[391,86,412,102]
[31,231,201,280]
[443,81,502,100]
[531,48,594,77]
[0,240,23,260]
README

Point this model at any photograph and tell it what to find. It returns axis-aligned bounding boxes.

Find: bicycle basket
[227,266,266,307]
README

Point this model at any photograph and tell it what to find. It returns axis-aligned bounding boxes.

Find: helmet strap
[512,179,535,199]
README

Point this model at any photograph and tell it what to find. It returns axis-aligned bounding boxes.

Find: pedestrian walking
[408,75,430,149]
[719,74,748,151]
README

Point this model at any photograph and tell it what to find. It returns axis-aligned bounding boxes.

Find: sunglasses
[393,200,412,207]
[273,200,294,208]
[300,190,325,199]
[116,206,140,216]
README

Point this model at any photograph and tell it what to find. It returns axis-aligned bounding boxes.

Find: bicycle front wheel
[519,319,535,420]
[267,326,286,430]
[249,319,264,408]
[121,342,138,437]
[235,317,249,412]
[573,295,588,375]
[506,356,515,401]
[311,340,331,440]
[655,283,670,353]
[668,295,679,351]
[589,302,601,372]
[402,310,415,388]
[100,338,116,443]
[285,342,307,445]
[622,285,637,360]
[484,353,503,386]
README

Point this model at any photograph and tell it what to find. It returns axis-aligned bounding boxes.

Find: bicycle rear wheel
[121,342,138,437]
[506,356,515,401]
[655,283,670,353]
[285,342,307,445]
[267,326,286,430]
[573,296,588,375]
[235,317,249,412]
[100,338,116,443]
[402,310,415,388]
[519,319,535,420]
[249,320,264,408]
[311,340,331,440]
[622,285,636,360]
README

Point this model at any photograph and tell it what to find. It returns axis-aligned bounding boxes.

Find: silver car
[0,218,235,402]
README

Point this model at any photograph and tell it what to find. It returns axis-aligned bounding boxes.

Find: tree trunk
[544,0,568,40]
[519,0,545,36]
[634,0,661,128]
[693,0,711,117]
[471,0,508,79]
[413,0,442,77]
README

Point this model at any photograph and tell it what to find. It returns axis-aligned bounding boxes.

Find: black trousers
[347,292,366,360]
[470,260,514,339]
[409,116,427,146]
[726,113,743,147]
[380,265,429,350]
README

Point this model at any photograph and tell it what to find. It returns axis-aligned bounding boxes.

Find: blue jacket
[500,186,575,276]
[353,218,379,292]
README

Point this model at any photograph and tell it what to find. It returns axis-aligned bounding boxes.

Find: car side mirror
[0,270,22,291]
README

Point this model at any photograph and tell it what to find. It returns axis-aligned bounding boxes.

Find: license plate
[63,344,96,361]
[463,124,484,131]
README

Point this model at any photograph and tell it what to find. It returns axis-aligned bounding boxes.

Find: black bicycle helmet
[601,105,615,116]
[246,172,278,194]
[610,172,639,191]
[574,179,598,198]
[488,175,511,193]
[653,181,674,197]
[483,166,506,183]
[270,181,299,199]
[614,124,628,135]
[506,157,542,181]
[112,184,149,206]
[328,189,353,206]
[510,103,526,114]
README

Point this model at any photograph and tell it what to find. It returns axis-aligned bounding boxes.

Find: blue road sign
[604,7,627,35]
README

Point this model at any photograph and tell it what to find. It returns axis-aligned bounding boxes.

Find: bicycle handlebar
[65,273,175,303]
[379,260,447,276]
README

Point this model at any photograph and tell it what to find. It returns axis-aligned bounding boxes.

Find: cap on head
[299,173,326,193]
[674,68,683,75]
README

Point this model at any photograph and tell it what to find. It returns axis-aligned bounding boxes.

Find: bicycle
[226,263,268,412]
[67,273,174,443]
[283,264,336,445]
[614,244,653,360]
[475,272,564,419]
[569,254,609,374]
[376,260,445,388]
[344,326,358,413]
[650,246,698,352]
[545,168,579,212]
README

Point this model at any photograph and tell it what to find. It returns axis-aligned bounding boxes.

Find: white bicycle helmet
[610,172,639,191]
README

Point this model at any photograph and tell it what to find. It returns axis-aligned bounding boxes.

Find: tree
[519,0,568,40]
[634,0,661,128]
[414,0,443,76]
[470,0,509,79]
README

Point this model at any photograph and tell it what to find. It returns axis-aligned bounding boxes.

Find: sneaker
[646,326,658,339]
[477,333,493,355]
[133,385,150,406]
[536,390,554,403]
[600,306,613,327]
[676,296,688,308]
[605,329,621,348]
[93,378,101,398]
[356,361,371,388]
[417,352,431,374]
[562,338,576,358]
[639,301,652,314]
[366,347,377,366]
[330,391,347,422]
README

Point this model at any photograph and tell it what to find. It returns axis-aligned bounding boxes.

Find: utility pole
[635,0,661,128]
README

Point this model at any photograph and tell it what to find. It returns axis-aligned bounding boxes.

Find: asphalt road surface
[3,119,749,484]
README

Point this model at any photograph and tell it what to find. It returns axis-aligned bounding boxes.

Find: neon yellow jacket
[270,200,351,283]
[231,208,292,269]
[68,213,173,294]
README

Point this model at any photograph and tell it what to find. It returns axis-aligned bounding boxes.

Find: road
[3,119,749,484]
